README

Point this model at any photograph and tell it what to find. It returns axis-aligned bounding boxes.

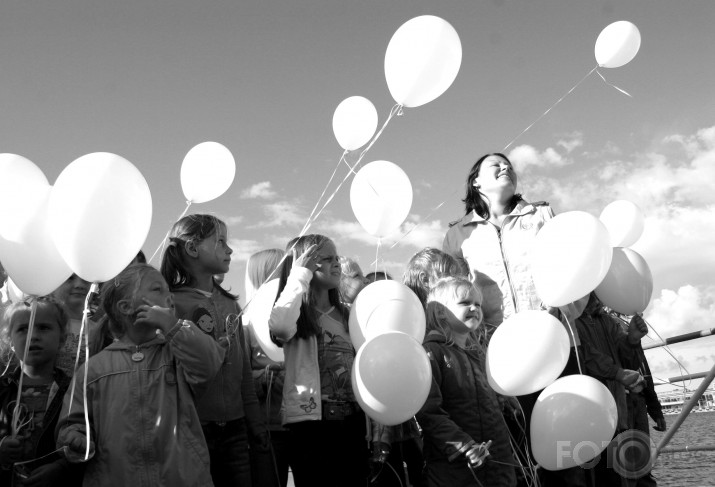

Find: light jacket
[443,200,584,342]
[171,286,259,423]
[56,320,222,487]
[267,267,323,425]
[416,331,516,487]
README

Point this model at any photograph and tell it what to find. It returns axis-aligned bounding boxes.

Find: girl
[56,264,221,486]
[403,247,468,307]
[417,277,516,487]
[244,248,291,487]
[268,234,367,487]
[0,297,81,486]
[160,214,270,486]
[338,256,368,305]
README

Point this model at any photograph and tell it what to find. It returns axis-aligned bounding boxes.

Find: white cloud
[644,285,715,338]
[254,201,306,228]
[229,239,265,262]
[508,144,569,171]
[556,131,584,153]
[222,215,244,226]
[240,181,277,200]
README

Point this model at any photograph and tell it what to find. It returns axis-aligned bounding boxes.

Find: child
[0,297,81,486]
[403,248,467,307]
[338,256,368,305]
[56,264,221,486]
[417,277,516,487]
[160,214,270,486]
[268,234,368,487]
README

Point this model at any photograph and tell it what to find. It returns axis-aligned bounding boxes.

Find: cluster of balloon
[486,310,570,396]
[595,21,642,69]
[181,141,236,204]
[349,281,430,425]
[531,375,618,470]
[596,200,653,315]
[350,160,413,238]
[531,211,613,307]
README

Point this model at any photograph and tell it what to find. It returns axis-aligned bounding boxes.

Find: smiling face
[311,241,342,291]
[473,154,517,197]
[441,284,484,335]
[10,306,65,367]
[196,224,233,275]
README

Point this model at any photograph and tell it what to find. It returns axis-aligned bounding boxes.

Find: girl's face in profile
[196,224,233,275]
[474,155,517,195]
[312,241,342,291]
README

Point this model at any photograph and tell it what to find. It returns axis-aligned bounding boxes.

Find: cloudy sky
[1,0,713,390]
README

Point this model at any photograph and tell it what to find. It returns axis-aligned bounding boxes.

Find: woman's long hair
[463,152,522,218]
[276,234,348,339]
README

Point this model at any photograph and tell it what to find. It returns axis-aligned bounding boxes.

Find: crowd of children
[0,198,663,486]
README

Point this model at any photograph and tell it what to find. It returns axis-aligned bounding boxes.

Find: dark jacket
[416,332,516,487]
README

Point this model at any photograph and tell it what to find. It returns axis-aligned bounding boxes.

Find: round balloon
[531,211,613,307]
[181,141,236,203]
[599,200,645,248]
[245,278,284,362]
[350,160,413,237]
[486,310,570,396]
[384,15,462,108]
[352,331,431,426]
[0,154,50,241]
[531,375,618,470]
[595,21,641,69]
[0,186,72,296]
[348,280,425,349]
[49,152,152,283]
[595,248,653,315]
[332,96,379,151]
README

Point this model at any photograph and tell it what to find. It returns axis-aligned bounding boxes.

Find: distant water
[650,410,715,487]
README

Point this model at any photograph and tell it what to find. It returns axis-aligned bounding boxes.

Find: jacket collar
[461,199,536,226]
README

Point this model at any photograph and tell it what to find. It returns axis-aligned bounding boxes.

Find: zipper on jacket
[494,222,519,315]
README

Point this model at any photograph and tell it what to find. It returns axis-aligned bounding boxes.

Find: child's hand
[465,440,492,469]
[0,436,23,465]
[64,434,95,463]
[135,298,177,333]
[628,314,648,344]
[292,244,321,272]
[19,462,64,487]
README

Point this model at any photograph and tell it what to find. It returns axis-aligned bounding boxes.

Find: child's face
[442,286,483,334]
[196,225,233,275]
[135,269,174,310]
[312,241,342,290]
[53,274,91,314]
[11,307,64,367]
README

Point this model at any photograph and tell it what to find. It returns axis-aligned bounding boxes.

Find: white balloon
[486,310,570,396]
[599,200,645,248]
[332,96,379,151]
[0,186,72,296]
[350,160,412,237]
[7,278,31,303]
[0,154,49,241]
[384,15,462,108]
[246,279,284,362]
[595,21,641,69]
[531,211,613,307]
[348,280,425,350]
[49,153,153,283]
[181,141,236,203]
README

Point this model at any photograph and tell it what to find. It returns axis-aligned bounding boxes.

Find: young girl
[268,234,367,487]
[56,264,221,486]
[0,297,80,486]
[417,277,516,487]
[160,214,270,486]
[338,256,368,305]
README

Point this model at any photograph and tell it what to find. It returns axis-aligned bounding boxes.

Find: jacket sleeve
[268,267,313,343]
[166,320,225,389]
[415,344,474,462]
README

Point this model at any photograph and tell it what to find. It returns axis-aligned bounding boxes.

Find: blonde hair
[425,277,483,349]
[245,249,284,302]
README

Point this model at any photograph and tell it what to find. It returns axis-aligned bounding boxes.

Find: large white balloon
[595,248,653,315]
[332,96,379,151]
[245,278,284,362]
[352,331,431,426]
[49,153,152,283]
[486,310,570,396]
[0,186,72,296]
[0,154,50,241]
[531,375,618,470]
[181,141,236,203]
[595,21,641,69]
[348,280,425,350]
[384,15,462,108]
[599,200,645,248]
[350,160,412,237]
[531,211,613,307]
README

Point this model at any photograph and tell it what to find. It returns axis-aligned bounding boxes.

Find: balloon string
[502,66,598,151]
[299,150,348,236]
[148,201,193,264]
[561,314,583,375]
[11,297,37,436]
[595,69,633,97]
[374,238,381,277]
[388,198,451,250]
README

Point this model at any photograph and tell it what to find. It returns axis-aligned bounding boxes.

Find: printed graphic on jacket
[192,307,215,334]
